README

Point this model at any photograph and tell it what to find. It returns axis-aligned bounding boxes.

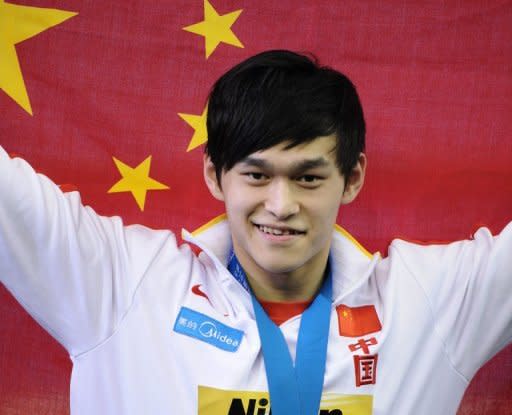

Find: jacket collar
[182,215,380,304]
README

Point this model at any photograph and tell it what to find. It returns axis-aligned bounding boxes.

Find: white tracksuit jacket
[0,145,511,415]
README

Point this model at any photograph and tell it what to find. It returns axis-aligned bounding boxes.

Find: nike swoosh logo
[191,284,209,300]
[191,284,229,317]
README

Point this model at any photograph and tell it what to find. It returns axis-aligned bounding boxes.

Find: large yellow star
[178,105,208,151]
[108,156,169,211]
[183,0,243,59]
[0,0,77,115]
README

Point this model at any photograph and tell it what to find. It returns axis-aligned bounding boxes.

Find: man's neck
[247,270,324,302]
[232,245,330,302]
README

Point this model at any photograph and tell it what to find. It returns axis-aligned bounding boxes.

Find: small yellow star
[178,105,208,151]
[0,0,77,115]
[183,0,243,59]
[108,156,169,211]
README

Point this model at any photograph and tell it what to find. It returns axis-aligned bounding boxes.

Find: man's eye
[245,172,266,181]
[297,175,321,183]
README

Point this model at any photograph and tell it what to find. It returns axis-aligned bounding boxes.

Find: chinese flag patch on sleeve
[336,304,382,337]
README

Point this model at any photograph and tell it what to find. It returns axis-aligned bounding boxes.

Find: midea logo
[199,321,240,347]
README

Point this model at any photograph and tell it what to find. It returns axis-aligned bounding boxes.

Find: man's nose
[264,179,299,219]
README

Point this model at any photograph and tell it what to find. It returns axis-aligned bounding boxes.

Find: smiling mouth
[255,224,305,236]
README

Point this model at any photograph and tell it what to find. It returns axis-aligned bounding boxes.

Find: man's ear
[203,154,225,201]
[340,153,367,205]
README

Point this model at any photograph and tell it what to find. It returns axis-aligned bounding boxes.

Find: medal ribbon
[228,253,332,415]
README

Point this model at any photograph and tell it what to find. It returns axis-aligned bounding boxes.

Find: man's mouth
[255,224,304,236]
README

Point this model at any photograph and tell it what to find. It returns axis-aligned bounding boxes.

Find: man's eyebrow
[239,156,330,173]
[290,158,330,172]
[239,157,270,169]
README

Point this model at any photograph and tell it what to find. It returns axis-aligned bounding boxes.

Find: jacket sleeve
[0,146,177,356]
[391,223,512,380]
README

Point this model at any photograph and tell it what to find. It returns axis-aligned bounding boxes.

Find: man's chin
[256,260,303,276]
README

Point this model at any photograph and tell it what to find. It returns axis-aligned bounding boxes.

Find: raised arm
[391,223,512,380]
[0,146,176,356]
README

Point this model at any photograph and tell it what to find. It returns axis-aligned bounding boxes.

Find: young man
[0,50,510,415]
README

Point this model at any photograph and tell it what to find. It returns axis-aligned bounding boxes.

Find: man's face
[204,135,365,289]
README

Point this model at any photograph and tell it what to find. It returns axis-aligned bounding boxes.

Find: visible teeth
[258,225,298,235]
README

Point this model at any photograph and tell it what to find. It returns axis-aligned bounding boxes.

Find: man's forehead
[241,136,338,166]
[239,155,332,171]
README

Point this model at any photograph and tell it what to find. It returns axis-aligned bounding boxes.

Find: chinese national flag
[0,0,511,414]
[336,304,382,337]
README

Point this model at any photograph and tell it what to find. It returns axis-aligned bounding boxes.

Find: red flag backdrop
[1,0,511,413]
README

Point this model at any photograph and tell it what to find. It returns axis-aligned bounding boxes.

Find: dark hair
[205,50,365,182]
